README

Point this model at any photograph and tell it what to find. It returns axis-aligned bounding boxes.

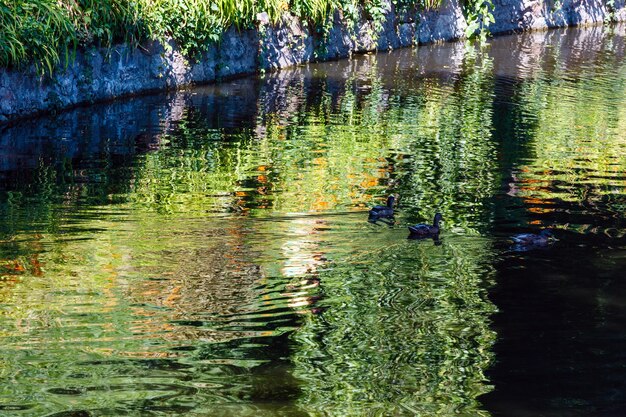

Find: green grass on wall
[0,0,459,74]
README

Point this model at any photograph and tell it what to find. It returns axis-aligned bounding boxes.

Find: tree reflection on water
[0,25,625,416]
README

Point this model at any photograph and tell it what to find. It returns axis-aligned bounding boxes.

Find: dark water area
[1,24,626,416]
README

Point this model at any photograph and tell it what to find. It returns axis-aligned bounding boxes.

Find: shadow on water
[0,24,625,415]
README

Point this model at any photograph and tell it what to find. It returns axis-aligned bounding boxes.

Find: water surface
[1,25,626,416]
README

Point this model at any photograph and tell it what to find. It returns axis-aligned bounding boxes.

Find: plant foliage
[2,0,594,74]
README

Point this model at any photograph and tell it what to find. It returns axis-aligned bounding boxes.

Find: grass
[0,0,452,74]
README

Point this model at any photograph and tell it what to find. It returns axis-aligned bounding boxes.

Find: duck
[368,195,397,221]
[510,229,555,246]
[408,213,443,237]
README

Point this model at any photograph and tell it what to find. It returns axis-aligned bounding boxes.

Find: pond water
[1,25,626,416]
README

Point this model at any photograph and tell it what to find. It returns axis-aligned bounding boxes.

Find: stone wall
[1,0,624,123]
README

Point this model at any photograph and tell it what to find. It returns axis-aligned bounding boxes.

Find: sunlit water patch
[1,24,626,416]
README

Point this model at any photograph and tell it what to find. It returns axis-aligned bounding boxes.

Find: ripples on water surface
[1,25,626,416]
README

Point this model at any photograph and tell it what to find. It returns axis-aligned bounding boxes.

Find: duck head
[433,212,443,227]
[386,195,397,208]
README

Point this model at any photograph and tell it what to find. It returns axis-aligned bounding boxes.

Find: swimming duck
[408,213,443,237]
[510,229,555,246]
[368,195,396,221]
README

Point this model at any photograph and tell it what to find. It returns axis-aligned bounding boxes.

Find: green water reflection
[1,25,625,416]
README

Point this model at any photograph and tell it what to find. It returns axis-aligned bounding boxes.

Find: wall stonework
[1,0,624,123]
